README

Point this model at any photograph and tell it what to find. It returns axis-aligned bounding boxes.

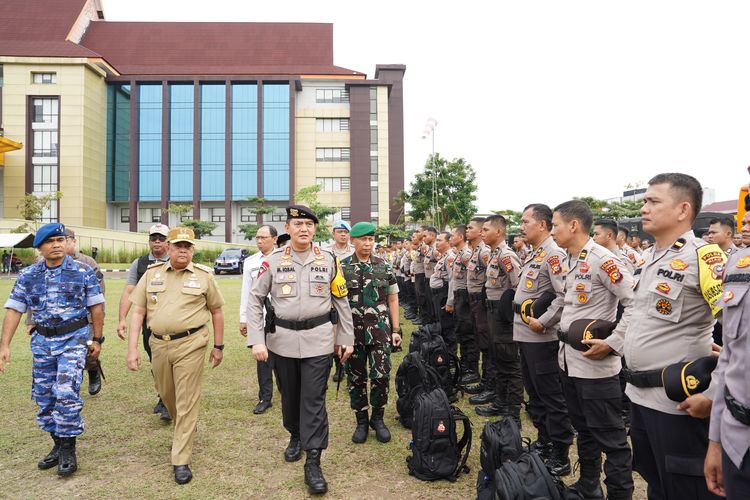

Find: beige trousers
[150,328,208,465]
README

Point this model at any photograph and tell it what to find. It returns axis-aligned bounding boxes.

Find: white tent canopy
[0,233,34,248]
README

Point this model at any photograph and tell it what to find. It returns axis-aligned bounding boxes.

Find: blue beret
[33,223,66,248]
[332,220,351,232]
[350,222,377,238]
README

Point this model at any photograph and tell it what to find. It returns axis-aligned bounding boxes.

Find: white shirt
[239,251,270,324]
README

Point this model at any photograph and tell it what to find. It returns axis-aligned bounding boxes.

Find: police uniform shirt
[130,261,225,335]
[622,231,726,415]
[325,242,355,261]
[246,246,355,358]
[446,246,471,307]
[430,248,456,289]
[467,242,492,294]
[556,239,634,378]
[239,251,270,342]
[485,243,521,300]
[709,248,750,469]
[424,244,438,278]
[513,235,567,343]
[724,244,740,257]
[6,255,105,324]
[413,243,426,274]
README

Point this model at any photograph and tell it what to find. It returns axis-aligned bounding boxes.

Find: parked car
[213,248,249,275]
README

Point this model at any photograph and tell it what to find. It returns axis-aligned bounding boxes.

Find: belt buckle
[163,334,171,341]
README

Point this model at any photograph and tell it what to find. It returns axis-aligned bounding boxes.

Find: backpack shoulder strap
[450,406,473,480]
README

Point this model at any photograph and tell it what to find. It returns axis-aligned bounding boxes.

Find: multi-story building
[0,0,405,241]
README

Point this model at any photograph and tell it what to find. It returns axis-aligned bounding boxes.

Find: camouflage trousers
[345,343,392,412]
[30,329,88,437]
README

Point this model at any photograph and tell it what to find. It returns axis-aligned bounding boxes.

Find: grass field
[0,278,647,499]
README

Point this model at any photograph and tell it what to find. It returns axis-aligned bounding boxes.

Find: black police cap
[277,233,291,247]
[519,291,556,325]
[499,289,515,324]
[565,318,617,352]
[286,205,319,224]
[662,356,718,403]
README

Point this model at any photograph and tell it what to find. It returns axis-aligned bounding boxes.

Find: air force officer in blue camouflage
[0,223,105,477]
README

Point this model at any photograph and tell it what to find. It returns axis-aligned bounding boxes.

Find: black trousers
[561,372,633,494]
[403,278,416,308]
[424,283,436,323]
[519,341,574,445]
[723,450,750,499]
[453,289,478,374]
[272,352,332,451]
[431,285,456,354]
[469,291,492,384]
[630,403,721,500]
[257,356,274,402]
[142,322,153,362]
[487,301,522,406]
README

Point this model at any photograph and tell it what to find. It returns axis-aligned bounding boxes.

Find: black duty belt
[512,302,523,314]
[486,299,501,311]
[468,291,486,302]
[275,312,332,331]
[430,282,448,292]
[454,289,469,297]
[35,317,89,337]
[622,368,663,388]
[152,326,203,341]
[557,330,569,344]
[725,387,750,426]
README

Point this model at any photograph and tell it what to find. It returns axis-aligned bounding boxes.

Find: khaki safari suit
[131,260,224,465]
[247,244,354,451]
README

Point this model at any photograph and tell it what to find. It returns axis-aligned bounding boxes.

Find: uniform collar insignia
[579,249,589,260]
[672,238,686,250]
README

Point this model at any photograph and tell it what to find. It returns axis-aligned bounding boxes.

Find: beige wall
[376,85,390,223]
[0,57,108,227]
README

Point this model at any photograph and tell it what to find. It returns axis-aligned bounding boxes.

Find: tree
[492,209,523,235]
[574,196,610,217]
[407,154,477,228]
[572,196,643,220]
[14,192,63,232]
[375,224,409,244]
[181,220,217,239]
[294,185,338,242]
[165,203,193,220]
[237,197,277,241]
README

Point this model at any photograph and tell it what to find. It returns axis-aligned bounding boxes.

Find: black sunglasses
[149,234,167,242]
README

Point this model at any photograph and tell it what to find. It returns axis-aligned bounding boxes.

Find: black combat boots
[284,435,302,462]
[57,437,77,477]
[531,434,553,461]
[352,410,369,443]
[304,449,328,495]
[369,407,391,443]
[88,369,102,395]
[37,433,60,470]
[570,458,604,499]
[546,442,572,477]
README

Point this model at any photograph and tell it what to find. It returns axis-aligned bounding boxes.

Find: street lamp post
[422,118,439,228]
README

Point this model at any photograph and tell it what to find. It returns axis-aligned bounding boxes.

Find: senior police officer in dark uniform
[117,223,171,420]
[341,222,401,444]
[475,215,523,421]
[247,205,354,496]
[0,223,105,477]
[705,209,750,498]
[516,203,575,475]
[127,227,225,485]
[550,201,634,500]
[616,173,725,500]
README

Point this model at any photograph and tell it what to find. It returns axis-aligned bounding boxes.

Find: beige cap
[149,223,170,236]
[168,227,195,245]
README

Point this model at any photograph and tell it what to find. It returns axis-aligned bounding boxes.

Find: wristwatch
[394,327,402,335]
[213,344,225,351]
[87,336,105,347]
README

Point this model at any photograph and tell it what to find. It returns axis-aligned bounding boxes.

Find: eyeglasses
[149,235,167,242]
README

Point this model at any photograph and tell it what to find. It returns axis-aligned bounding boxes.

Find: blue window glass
[262,83,289,200]
[231,84,257,200]
[170,84,193,201]
[106,84,131,202]
[138,84,161,201]
[200,84,225,201]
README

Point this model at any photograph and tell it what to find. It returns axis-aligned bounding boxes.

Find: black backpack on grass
[477,417,527,499]
[408,323,441,353]
[418,332,462,401]
[407,386,472,482]
[395,352,442,428]
[494,451,563,500]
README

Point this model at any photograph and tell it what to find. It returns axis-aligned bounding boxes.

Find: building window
[180,212,193,222]
[169,84,193,201]
[211,207,226,222]
[269,210,286,222]
[232,84,258,200]
[120,208,130,223]
[240,206,255,222]
[138,208,161,223]
[315,148,350,162]
[138,85,162,201]
[32,72,57,84]
[316,177,350,192]
[262,83,290,200]
[106,84,131,202]
[30,97,59,222]
[340,207,351,220]
[200,84,226,201]
[316,88,349,103]
[316,118,349,132]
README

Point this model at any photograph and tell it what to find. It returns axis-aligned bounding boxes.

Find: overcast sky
[104,0,749,212]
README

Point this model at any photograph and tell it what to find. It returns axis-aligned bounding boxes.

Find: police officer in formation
[0,223,105,477]
[246,205,354,495]
[429,231,457,353]
[117,223,171,421]
[340,221,401,444]
[127,227,226,485]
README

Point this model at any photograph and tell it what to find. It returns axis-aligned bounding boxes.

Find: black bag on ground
[494,451,562,500]
[418,332,462,400]
[395,352,442,428]
[480,417,524,476]
[409,323,441,353]
[407,386,472,482]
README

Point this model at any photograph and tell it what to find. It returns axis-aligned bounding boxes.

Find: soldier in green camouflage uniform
[341,222,402,444]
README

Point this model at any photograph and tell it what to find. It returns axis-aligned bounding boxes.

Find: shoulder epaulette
[147,261,165,269]
[672,238,686,250]
[194,263,213,273]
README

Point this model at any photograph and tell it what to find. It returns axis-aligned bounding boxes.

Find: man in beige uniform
[551,201,634,500]
[126,227,225,485]
[247,205,354,496]
[613,173,725,500]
